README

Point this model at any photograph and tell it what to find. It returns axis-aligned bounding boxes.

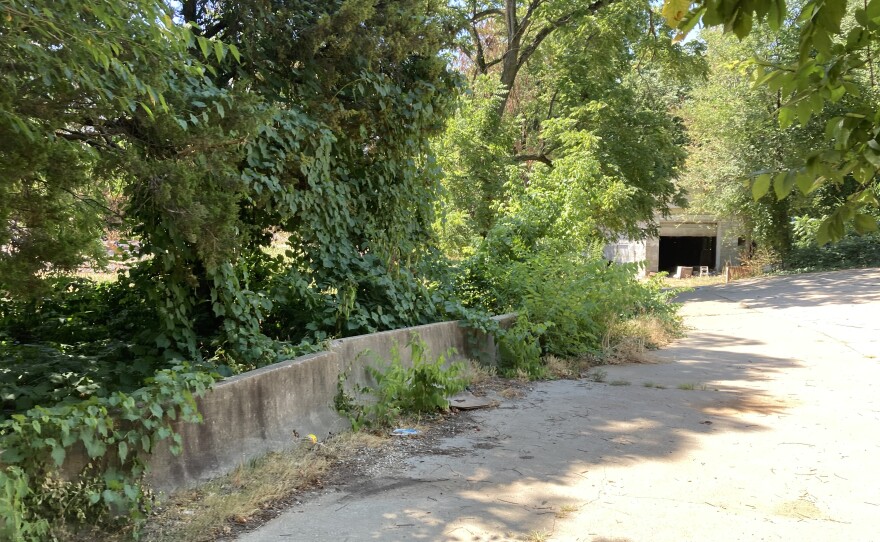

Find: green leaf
[768,0,786,31]
[796,100,814,125]
[812,29,833,56]
[197,36,210,59]
[830,214,846,240]
[1,447,25,464]
[118,441,128,462]
[228,43,241,63]
[662,0,691,27]
[865,148,880,169]
[82,432,106,458]
[213,40,224,62]
[795,171,815,194]
[752,173,772,200]
[773,171,796,199]
[51,445,66,467]
[754,68,782,87]
[854,213,879,233]
[815,0,847,33]
[731,12,754,39]
[817,219,832,246]
[779,106,796,128]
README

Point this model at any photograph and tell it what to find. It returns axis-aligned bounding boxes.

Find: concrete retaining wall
[145,314,515,492]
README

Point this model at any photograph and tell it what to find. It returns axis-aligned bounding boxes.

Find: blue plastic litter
[391,428,419,436]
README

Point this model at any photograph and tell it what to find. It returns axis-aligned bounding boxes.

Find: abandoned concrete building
[603,208,741,275]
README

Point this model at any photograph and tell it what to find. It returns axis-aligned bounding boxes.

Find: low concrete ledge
[147,351,345,492]
[143,315,515,492]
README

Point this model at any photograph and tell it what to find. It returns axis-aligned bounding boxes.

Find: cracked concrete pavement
[237,268,880,541]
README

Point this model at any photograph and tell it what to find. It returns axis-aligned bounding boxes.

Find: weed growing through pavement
[335,333,469,430]
[586,368,608,383]
[555,503,580,519]
[526,530,551,542]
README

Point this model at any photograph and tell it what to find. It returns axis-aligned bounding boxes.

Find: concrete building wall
[602,238,647,264]
[605,209,742,274]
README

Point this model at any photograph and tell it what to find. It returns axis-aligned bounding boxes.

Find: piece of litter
[392,428,419,436]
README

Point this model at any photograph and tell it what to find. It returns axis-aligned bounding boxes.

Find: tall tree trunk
[494,0,523,118]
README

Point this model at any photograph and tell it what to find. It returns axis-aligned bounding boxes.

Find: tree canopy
[665,0,880,244]
[436,0,703,260]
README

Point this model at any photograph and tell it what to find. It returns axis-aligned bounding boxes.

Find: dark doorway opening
[658,236,716,274]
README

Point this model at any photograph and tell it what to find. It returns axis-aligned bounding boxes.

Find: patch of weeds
[677,382,708,391]
[601,314,683,364]
[555,503,580,519]
[526,530,551,542]
[544,355,589,379]
[0,366,215,541]
[336,333,469,430]
[499,387,525,400]
[513,368,534,382]
[642,381,666,389]
[609,379,631,386]
[462,359,496,387]
[497,316,548,380]
[586,368,607,383]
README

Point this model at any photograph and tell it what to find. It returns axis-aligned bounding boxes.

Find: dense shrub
[0,278,164,416]
[0,366,214,540]
[456,239,680,363]
[783,232,880,272]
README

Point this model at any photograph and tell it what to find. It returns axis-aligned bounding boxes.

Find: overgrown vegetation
[21,0,880,538]
[455,239,683,378]
[0,366,214,540]
[784,230,880,272]
[336,335,469,430]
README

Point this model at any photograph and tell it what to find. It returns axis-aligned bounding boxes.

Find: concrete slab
[448,391,494,410]
[236,268,880,542]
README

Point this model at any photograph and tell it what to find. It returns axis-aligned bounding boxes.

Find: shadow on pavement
[333,341,802,541]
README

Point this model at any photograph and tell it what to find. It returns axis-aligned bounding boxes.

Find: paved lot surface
[238,269,880,541]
